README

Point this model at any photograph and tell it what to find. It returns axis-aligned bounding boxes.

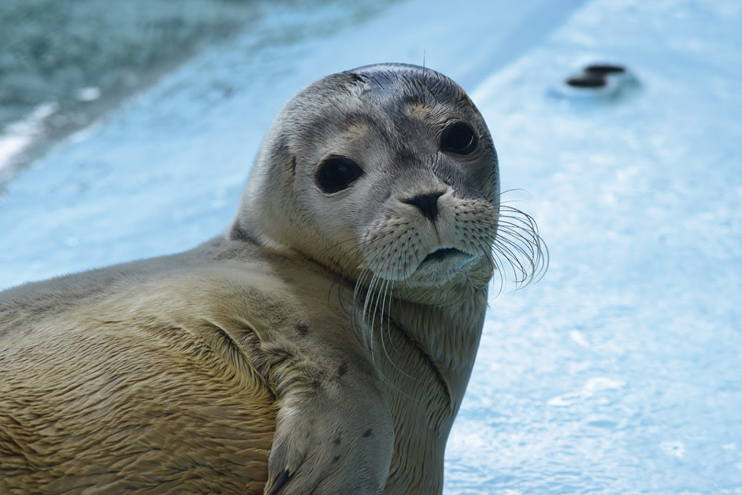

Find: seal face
[232,64,502,290]
[1,64,546,495]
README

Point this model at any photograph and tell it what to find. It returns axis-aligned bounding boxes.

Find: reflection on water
[1,0,260,124]
[0,0,396,178]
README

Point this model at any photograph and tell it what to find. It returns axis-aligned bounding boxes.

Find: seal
[0,64,546,494]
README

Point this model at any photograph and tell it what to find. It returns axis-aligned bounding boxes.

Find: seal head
[231,64,500,289]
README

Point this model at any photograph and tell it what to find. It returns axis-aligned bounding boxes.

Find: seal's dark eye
[315,156,364,194]
[440,122,478,155]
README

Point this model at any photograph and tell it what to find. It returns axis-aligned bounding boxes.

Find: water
[1,0,741,493]
[0,0,394,177]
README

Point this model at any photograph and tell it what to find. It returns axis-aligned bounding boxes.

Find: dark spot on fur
[333,455,341,463]
[296,324,309,336]
[333,434,342,445]
[338,362,348,377]
[362,429,374,438]
[267,469,292,495]
[228,221,260,244]
[347,72,365,84]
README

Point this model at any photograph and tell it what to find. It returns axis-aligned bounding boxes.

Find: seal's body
[1,238,389,494]
[0,64,545,494]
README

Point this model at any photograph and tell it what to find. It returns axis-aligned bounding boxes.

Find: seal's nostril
[403,192,444,223]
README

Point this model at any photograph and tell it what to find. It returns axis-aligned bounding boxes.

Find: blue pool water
[1,0,741,493]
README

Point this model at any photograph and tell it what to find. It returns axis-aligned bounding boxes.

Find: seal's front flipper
[262,356,394,495]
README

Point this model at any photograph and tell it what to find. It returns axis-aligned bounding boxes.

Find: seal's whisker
[469,243,503,297]
[373,257,422,385]
[498,230,545,274]
[497,223,543,253]
[357,258,416,396]
[493,243,531,287]
[381,292,419,388]
[354,269,371,337]
[326,233,400,321]
[364,272,383,355]
[495,232,537,273]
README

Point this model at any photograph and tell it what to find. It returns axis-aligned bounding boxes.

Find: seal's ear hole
[315,156,364,194]
[440,122,478,155]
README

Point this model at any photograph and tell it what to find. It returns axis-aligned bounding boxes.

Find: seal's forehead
[353,66,467,104]
[296,64,474,118]
[342,64,480,123]
[285,64,487,146]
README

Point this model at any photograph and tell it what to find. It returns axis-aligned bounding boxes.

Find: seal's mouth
[420,248,470,265]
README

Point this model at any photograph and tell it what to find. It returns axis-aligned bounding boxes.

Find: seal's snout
[402,191,444,223]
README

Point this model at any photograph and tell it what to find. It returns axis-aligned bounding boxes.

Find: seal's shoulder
[0,239,269,339]
[0,237,342,347]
